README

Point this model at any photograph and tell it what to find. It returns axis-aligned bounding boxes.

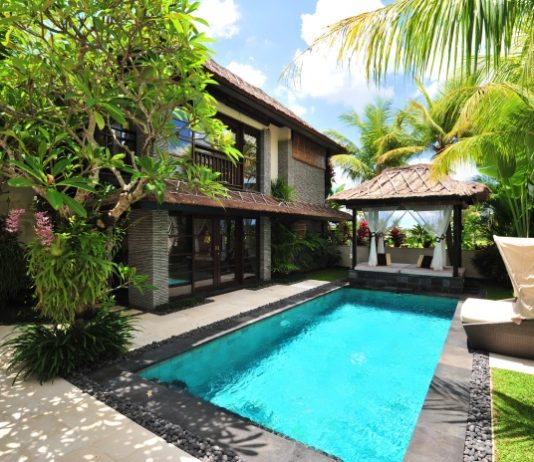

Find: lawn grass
[273,267,348,283]
[480,281,514,300]
[492,368,534,462]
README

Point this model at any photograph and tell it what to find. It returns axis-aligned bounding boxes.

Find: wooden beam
[352,209,357,268]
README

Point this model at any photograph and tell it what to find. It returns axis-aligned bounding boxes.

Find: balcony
[194,145,253,190]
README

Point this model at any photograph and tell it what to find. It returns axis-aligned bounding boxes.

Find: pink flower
[34,212,54,246]
[5,209,25,234]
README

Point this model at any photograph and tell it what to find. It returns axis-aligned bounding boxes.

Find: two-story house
[126,60,349,309]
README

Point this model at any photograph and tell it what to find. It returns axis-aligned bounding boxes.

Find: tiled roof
[328,164,490,206]
[204,60,345,153]
[157,183,350,221]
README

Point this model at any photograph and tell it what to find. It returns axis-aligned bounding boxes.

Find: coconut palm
[327,98,420,181]
[376,75,485,164]
[291,0,534,84]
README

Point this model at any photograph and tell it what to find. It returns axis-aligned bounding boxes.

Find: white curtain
[363,208,398,266]
[409,206,453,271]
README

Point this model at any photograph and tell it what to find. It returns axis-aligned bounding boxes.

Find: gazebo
[329,164,490,293]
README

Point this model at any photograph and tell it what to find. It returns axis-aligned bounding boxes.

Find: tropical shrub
[406,224,433,248]
[1,215,143,381]
[27,220,117,324]
[472,245,510,286]
[295,232,340,271]
[388,226,406,247]
[2,306,135,383]
[271,178,296,202]
[0,212,31,307]
[357,219,369,245]
[328,221,352,245]
[271,221,340,275]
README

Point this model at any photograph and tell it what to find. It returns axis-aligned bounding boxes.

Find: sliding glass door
[169,214,258,297]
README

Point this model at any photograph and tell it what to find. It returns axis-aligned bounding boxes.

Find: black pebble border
[69,373,243,462]
[68,281,346,462]
[463,352,493,462]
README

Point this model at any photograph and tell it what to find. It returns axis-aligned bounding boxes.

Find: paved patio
[0,280,328,462]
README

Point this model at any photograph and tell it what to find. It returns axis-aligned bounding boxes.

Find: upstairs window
[170,114,260,191]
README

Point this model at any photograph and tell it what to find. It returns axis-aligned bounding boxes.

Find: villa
[126,60,349,309]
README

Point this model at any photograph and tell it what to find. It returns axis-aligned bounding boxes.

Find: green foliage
[0,216,30,306]
[462,206,493,250]
[0,0,237,224]
[328,221,352,245]
[387,226,406,248]
[271,178,296,202]
[2,307,135,384]
[271,221,340,275]
[327,98,422,181]
[27,221,145,324]
[406,224,433,248]
[290,0,533,84]
[472,245,510,285]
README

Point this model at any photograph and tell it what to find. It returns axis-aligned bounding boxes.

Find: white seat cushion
[461,298,518,324]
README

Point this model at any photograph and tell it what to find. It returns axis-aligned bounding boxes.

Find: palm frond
[377,145,426,164]
[330,154,369,179]
[285,0,534,83]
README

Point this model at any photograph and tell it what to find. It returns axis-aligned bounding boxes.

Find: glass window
[243,218,258,280]
[243,131,258,191]
[168,215,193,297]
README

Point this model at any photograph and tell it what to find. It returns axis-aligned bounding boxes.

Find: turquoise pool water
[140,288,457,462]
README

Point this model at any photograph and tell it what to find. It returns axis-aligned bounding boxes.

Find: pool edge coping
[403,299,472,462]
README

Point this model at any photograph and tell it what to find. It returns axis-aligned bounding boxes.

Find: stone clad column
[128,209,169,310]
[258,216,271,282]
[259,128,271,195]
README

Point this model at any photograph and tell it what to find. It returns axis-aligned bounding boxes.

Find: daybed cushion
[494,236,534,319]
[461,298,518,324]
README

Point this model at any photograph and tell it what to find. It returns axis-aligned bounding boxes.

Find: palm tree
[289,0,534,84]
[327,98,419,181]
[377,75,484,164]
[432,79,534,236]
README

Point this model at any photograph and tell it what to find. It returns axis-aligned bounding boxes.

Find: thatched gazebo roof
[329,164,490,208]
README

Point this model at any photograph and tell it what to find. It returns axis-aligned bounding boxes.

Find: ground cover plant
[492,368,534,462]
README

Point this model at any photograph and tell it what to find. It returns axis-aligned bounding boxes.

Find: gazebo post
[352,208,358,268]
[453,204,462,277]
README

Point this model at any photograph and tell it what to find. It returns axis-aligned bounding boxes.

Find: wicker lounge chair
[461,299,534,359]
[461,236,534,359]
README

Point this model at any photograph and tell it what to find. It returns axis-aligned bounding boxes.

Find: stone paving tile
[490,352,534,375]
[1,280,328,462]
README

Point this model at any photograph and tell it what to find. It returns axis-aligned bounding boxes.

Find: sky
[195,0,474,185]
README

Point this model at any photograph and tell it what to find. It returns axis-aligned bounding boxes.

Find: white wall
[216,101,267,130]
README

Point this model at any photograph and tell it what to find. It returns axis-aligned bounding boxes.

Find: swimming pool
[140,288,457,462]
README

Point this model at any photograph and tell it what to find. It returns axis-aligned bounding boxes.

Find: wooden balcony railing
[193,146,243,189]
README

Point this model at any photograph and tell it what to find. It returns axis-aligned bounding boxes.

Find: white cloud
[196,0,240,39]
[227,61,267,88]
[301,0,385,46]
[275,86,308,116]
[289,1,392,109]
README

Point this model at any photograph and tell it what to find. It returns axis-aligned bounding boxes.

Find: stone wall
[128,209,169,309]
[291,160,325,204]
[277,138,326,205]
[258,216,271,281]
